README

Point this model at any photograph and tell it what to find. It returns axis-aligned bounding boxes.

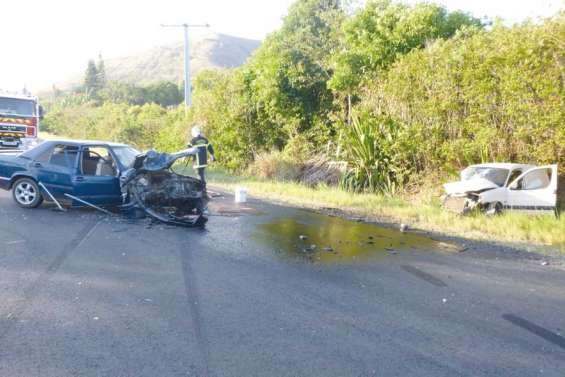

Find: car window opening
[49,145,79,168]
[507,170,522,186]
[82,147,117,177]
[517,168,552,190]
[36,147,54,163]
[112,146,141,168]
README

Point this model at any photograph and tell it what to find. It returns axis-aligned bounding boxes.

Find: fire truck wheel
[12,178,44,209]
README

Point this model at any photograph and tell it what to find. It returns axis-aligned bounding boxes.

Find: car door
[34,144,79,199]
[72,146,122,205]
[506,165,558,212]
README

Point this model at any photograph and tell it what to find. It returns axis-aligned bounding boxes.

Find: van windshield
[461,167,509,187]
[0,97,36,117]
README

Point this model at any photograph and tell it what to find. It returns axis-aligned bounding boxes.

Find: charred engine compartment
[121,149,208,227]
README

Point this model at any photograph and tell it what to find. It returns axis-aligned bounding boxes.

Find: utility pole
[161,23,210,108]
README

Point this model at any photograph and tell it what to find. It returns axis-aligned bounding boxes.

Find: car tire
[486,201,503,216]
[12,178,44,209]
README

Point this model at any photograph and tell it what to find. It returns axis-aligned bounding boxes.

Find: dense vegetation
[44,0,564,193]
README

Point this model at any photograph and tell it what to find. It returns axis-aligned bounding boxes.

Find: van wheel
[486,202,503,216]
[12,178,44,208]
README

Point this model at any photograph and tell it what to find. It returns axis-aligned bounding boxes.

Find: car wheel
[12,178,44,208]
[486,201,503,216]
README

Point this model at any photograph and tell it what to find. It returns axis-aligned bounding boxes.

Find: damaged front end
[441,178,499,214]
[441,191,490,215]
[441,164,559,216]
[121,149,208,227]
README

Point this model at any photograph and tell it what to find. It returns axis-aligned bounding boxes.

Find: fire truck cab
[0,93,43,149]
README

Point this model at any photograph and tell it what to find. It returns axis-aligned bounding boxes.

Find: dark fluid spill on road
[255,211,457,263]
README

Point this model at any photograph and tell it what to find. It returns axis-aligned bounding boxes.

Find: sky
[0,0,562,92]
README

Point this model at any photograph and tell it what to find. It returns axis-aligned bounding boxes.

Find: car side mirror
[38,105,45,120]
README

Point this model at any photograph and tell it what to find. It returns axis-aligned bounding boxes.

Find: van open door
[506,165,558,213]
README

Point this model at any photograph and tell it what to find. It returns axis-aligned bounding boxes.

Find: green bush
[338,114,406,194]
[359,14,565,175]
[43,102,190,151]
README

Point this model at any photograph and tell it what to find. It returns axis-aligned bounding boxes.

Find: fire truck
[0,92,43,149]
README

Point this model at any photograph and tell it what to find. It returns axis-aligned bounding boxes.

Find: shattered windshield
[461,167,509,187]
[112,146,141,168]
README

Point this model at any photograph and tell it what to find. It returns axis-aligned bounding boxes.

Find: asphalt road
[0,189,564,377]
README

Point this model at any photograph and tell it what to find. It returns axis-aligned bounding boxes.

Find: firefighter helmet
[191,126,201,138]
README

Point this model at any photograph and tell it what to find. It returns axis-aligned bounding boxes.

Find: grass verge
[200,167,565,254]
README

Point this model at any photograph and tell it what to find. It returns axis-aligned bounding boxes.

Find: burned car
[0,140,207,226]
[442,163,559,215]
[120,149,208,226]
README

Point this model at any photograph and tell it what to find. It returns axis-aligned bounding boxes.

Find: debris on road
[38,181,66,212]
[5,240,25,245]
[302,244,317,253]
[64,193,114,216]
[234,186,248,203]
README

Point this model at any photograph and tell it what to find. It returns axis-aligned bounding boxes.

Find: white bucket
[235,186,248,203]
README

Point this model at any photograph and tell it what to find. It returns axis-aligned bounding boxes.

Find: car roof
[41,139,130,147]
[20,139,131,160]
[466,163,535,170]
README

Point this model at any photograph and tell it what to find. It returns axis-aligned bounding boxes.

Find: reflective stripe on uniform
[193,142,209,169]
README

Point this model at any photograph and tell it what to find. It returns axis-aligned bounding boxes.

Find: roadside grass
[38,132,60,140]
[201,167,565,254]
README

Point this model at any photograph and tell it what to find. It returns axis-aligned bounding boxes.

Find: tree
[144,81,183,107]
[357,13,565,174]
[329,0,482,94]
[84,59,99,96]
[98,81,146,105]
[246,0,346,147]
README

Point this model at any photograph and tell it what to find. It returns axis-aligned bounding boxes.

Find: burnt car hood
[443,178,500,195]
[120,149,207,227]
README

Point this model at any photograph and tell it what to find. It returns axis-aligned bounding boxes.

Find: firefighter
[188,126,215,189]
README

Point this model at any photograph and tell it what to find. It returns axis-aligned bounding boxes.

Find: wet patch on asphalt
[254,211,459,264]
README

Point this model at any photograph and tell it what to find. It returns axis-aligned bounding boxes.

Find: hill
[60,33,261,88]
